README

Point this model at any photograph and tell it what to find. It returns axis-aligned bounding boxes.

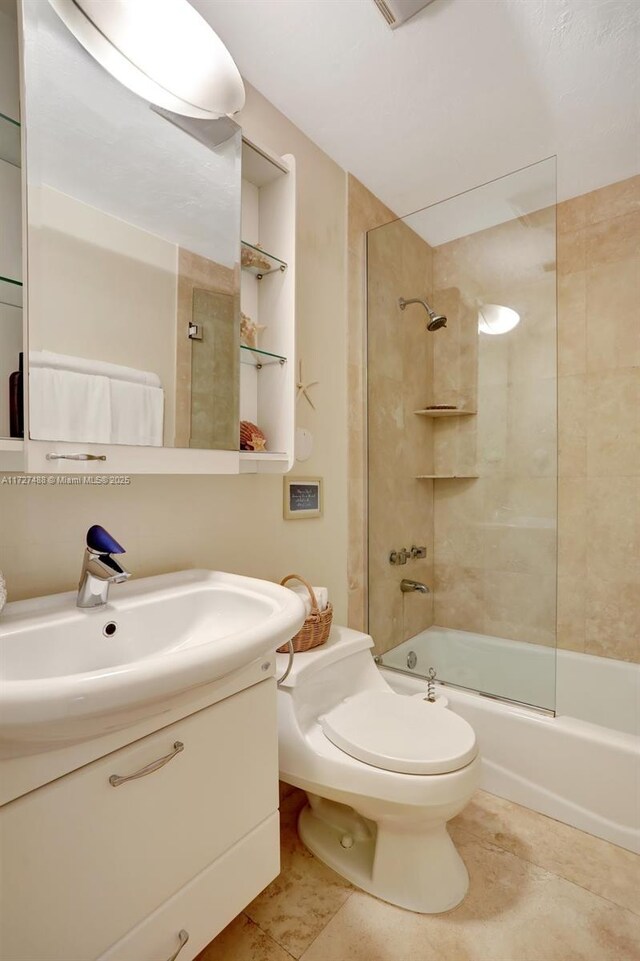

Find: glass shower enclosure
[367,158,557,713]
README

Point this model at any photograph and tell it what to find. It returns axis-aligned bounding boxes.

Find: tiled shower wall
[349,174,639,664]
[555,176,639,662]
[431,205,557,647]
[366,219,436,652]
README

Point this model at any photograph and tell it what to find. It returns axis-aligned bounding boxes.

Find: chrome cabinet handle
[165,930,189,961]
[109,741,184,787]
[46,453,107,461]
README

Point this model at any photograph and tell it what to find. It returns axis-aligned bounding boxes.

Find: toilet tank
[276,626,390,723]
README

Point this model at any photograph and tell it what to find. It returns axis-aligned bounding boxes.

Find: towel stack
[288,583,329,616]
[29,350,164,446]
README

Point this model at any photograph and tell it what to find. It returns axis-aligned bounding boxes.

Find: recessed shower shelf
[414,408,477,418]
[241,241,287,278]
[416,474,479,480]
[240,345,287,368]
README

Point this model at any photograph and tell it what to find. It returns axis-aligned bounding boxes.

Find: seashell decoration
[241,245,272,274]
[240,420,267,452]
[240,312,266,349]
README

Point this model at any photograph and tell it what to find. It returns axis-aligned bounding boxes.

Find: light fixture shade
[478,304,521,335]
[48,0,245,119]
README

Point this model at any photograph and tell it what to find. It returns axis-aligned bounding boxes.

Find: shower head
[398,297,447,331]
[427,314,447,331]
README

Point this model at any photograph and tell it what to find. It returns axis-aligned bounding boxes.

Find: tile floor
[197,787,640,961]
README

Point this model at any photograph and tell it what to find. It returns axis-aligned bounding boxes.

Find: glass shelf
[241,240,287,278]
[0,111,20,168]
[0,275,23,309]
[416,474,479,479]
[240,345,287,368]
[414,407,476,417]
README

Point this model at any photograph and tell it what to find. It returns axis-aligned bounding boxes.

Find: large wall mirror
[21,0,241,451]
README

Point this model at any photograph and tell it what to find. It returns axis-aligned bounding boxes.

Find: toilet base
[298,799,469,914]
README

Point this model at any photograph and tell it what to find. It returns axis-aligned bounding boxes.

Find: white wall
[0,83,349,619]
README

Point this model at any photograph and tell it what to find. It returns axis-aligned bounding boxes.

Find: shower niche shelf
[414,407,476,418]
[416,474,479,480]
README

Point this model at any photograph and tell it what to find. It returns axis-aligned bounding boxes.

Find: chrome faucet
[77,525,131,609]
[400,579,430,594]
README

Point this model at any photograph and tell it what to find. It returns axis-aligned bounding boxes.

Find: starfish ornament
[296,360,319,410]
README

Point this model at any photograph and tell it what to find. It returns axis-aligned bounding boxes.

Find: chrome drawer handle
[109,741,184,787]
[166,930,189,961]
[46,453,107,461]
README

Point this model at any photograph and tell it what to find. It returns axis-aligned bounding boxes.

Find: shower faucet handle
[411,546,427,559]
[389,548,411,565]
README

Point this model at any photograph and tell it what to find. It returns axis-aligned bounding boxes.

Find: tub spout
[400,579,430,594]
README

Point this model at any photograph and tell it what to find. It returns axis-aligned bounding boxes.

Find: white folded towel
[288,584,329,616]
[110,379,164,447]
[29,350,162,388]
[29,367,112,443]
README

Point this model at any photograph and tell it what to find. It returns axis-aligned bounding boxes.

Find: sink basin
[0,570,306,756]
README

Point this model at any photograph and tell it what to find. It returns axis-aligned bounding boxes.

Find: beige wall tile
[586,256,640,372]
[483,569,556,647]
[586,476,640,582]
[557,271,587,376]
[558,374,587,477]
[586,369,640,477]
[557,227,586,275]
[434,564,484,634]
[586,210,640,268]
[585,576,640,663]
[557,194,587,234]
[585,174,640,225]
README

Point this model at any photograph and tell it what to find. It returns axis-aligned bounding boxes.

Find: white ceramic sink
[0,570,306,756]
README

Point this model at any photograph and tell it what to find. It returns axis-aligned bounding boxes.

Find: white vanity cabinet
[0,678,280,961]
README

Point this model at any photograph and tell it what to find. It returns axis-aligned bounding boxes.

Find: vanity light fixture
[48,0,245,119]
[478,304,521,335]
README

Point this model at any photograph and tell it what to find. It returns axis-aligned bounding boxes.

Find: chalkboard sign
[283,477,323,519]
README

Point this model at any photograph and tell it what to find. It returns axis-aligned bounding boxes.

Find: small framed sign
[283,476,323,520]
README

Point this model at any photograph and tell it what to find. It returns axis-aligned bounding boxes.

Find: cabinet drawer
[99,813,280,961]
[0,679,277,961]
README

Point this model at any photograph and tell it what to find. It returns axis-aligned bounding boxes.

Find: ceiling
[192,0,640,218]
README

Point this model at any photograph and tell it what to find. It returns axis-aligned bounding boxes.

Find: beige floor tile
[196,913,293,961]
[300,831,640,961]
[454,790,640,915]
[245,789,353,959]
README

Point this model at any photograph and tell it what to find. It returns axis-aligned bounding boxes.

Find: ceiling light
[48,0,245,119]
[478,304,521,335]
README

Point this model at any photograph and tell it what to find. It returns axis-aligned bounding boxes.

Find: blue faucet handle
[86,525,126,555]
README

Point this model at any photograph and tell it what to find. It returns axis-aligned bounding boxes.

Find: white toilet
[276,626,481,914]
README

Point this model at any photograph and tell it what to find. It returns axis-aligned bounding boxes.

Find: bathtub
[379,627,639,854]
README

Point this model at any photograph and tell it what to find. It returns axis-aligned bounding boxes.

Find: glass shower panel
[367,158,557,713]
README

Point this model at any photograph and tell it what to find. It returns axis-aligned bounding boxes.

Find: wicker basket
[277,574,333,653]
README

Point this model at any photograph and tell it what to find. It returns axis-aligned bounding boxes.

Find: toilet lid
[320,691,477,775]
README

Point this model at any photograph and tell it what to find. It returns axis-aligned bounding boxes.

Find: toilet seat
[320,691,477,775]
